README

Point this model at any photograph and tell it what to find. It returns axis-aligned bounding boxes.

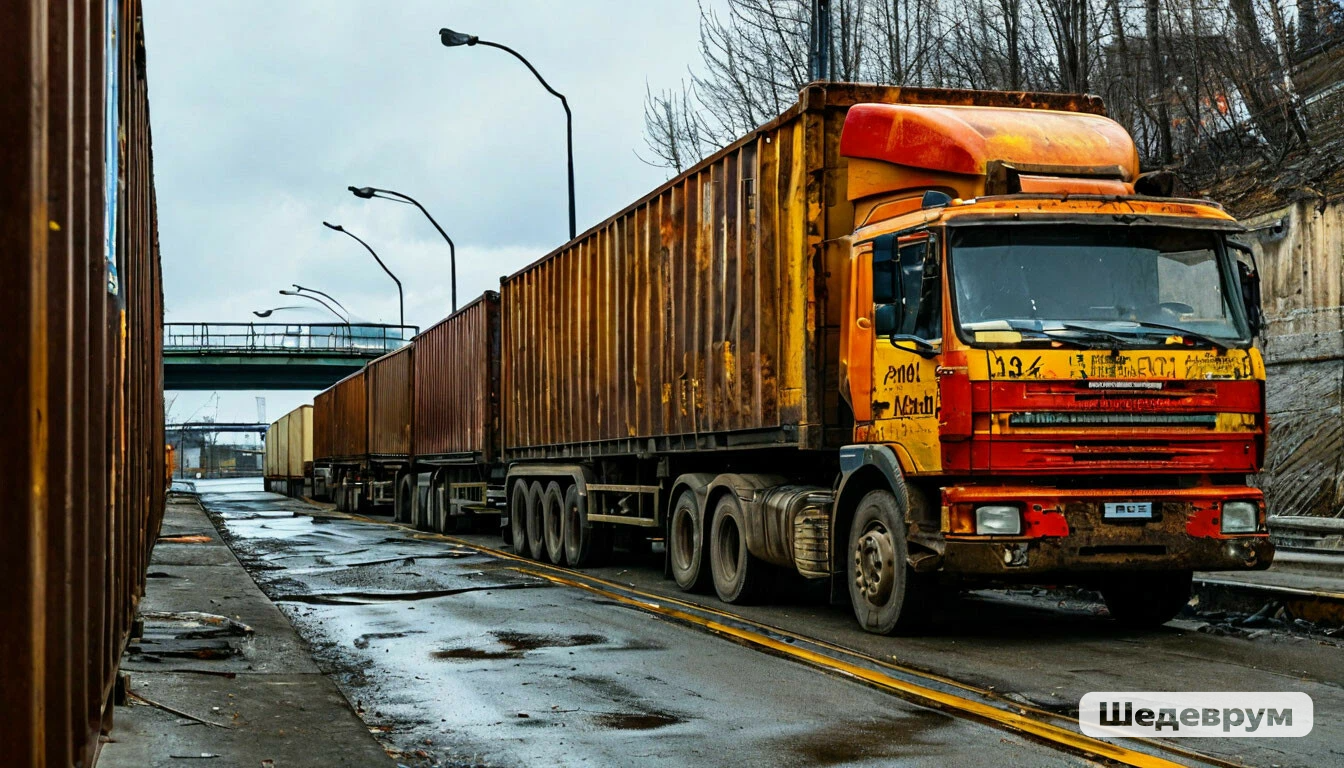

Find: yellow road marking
[314,507,1225,767]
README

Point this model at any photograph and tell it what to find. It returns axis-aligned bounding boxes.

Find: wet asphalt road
[197,480,1342,767]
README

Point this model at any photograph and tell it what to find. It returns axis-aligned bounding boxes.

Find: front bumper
[938,484,1274,578]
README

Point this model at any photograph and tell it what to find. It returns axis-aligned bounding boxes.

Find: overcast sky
[147,1,708,425]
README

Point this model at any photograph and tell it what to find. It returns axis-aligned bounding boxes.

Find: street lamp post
[293,284,353,320]
[279,289,349,324]
[347,186,458,312]
[439,28,576,241]
[323,222,404,330]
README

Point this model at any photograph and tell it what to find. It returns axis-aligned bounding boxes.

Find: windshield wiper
[976,320,1111,349]
[1117,320,1230,352]
[1054,323,1143,350]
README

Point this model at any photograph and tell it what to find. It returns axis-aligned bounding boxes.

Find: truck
[305,83,1272,633]
[403,292,504,532]
[310,297,504,530]
[264,404,313,497]
[497,83,1272,632]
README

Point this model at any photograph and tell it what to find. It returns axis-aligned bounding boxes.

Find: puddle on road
[786,709,956,766]
[354,630,425,649]
[591,711,684,730]
[433,631,608,661]
[277,581,548,605]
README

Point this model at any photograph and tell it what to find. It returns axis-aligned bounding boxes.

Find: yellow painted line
[307,506,1227,767]
[519,567,1181,768]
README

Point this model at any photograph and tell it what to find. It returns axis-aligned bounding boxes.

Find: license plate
[1104,502,1152,520]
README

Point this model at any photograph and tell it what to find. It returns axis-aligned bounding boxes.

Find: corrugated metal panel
[368,345,413,457]
[502,84,872,458]
[313,386,336,461]
[0,0,164,762]
[264,414,283,478]
[331,369,368,459]
[274,414,291,479]
[414,292,501,461]
[287,407,307,477]
[297,403,313,468]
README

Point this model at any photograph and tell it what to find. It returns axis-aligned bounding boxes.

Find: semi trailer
[306,83,1273,633]
[263,404,313,497]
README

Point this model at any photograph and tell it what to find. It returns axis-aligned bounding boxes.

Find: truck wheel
[670,490,710,592]
[847,489,933,635]
[396,473,416,527]
[509,480,529,553]
[710,494,768,604]
[562,484,593,567]
[543,481,567,565]
[526,481,547,561]
[1101,571,1193,628]
[430,473,448,534]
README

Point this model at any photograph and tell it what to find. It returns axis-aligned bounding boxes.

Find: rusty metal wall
[0,0,164,763]
[367,346,413,457]
[315,369,368,461]
[1244,200,1344,518]
[314,386,337,462]
[414,292,501,462]
[501,84,878,459]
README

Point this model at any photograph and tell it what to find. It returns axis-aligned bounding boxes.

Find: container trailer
[497,83,1272,632]
[403,292,504,532]
[309,83,1272,634]
[264,404,313,497]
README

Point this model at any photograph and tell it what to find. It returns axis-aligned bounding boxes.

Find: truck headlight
[975,505,1022,535]
[1221,501,1259,534]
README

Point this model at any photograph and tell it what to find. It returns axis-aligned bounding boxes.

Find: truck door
[870,233,943,472]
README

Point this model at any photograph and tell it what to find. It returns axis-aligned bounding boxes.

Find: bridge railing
[163,322,418,356]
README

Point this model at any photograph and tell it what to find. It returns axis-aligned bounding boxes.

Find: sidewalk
[99,494,393,768]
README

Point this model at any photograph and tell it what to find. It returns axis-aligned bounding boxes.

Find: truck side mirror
[1228,240,1264,339]
[1237,261,1264,338]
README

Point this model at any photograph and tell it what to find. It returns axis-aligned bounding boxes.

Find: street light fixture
[279,289,348,324]
[323,221,404,330]
[439,27,576,241]
[347,186,458,312]
[252,306,307,318]
[293,284,353,319]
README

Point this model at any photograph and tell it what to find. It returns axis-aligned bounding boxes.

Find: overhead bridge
[164,322,417,390]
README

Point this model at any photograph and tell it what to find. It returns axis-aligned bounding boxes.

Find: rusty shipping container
[0,0,166,763]
[315,369,368,460]
[414,292,502,463]
[501,85,892,458]
[368,345,413,457]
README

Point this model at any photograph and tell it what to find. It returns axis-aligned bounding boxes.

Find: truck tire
[669,490,710,592]
[847,489,933,635]
[526,481,547,561]
[543,481,567,565]
[562,484,593,567]
[710,494,768,604]
[1100,571,1193,628]
[396,473,415,527]
[509,480,529,554]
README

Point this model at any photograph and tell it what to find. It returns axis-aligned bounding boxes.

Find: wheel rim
[564,499,580,551]
[672,506,694,571]
[511,486,528,550]
[547,497,561,542]
[854,521,896,606]
[718,514,741,580]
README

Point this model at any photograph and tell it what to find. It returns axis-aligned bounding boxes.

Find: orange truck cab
[833,96,1272,632]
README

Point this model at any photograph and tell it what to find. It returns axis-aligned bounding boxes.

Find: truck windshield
[949,224,1249,346]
